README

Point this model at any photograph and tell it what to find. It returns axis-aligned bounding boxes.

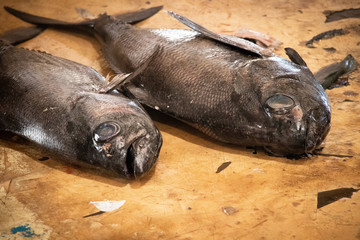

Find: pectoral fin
[98,46,162,94]
[166,10,272,57]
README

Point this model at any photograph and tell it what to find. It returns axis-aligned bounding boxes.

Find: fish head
[237,56,331,157]
[81,94,162,178]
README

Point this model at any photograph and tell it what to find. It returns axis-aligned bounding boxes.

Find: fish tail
[112,6,163,24]
[4,6,163,33]
[4,6,96,32]
[0,26,44,45]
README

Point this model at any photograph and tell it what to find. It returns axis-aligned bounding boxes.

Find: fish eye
[265,94,295,114]
[93,121,121,142]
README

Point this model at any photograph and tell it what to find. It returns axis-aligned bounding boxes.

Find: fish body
[6,7,331,156]
[0,41,162,178]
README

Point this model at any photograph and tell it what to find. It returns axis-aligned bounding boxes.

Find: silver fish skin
[0,41,162,178]
[5,7,331,157]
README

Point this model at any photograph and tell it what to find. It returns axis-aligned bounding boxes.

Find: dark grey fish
[5,7,332,157]
[0,40,162,178]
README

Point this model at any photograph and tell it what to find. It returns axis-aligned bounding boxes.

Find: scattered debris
[315,153,353,158]
[90,200,126,212]
[323,47,336,53]
[343,99,355,102]
[84,200,126,218]
[252,168,264,173]
[305,29,348,48]
[317,188,359,208]
[216,161,231,173]
[343,90,359,96]
[83,211,105,218]
[323,8,360,23]
[222,206,238,215]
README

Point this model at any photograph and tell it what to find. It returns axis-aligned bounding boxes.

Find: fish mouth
[124,143,136,178]
[123,132,162,179]
[263,105,331,157]
[305,112,331,154]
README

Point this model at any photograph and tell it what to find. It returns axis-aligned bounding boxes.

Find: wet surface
[0,0,360,239]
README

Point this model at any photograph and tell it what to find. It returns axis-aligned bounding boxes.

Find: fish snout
[263,105,330,157]
[123,130,162,178]
[126,129,162,178]
[92,121,162,178]
[305,107,331,153]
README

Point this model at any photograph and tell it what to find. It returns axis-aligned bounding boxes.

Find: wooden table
[1,0,359,239]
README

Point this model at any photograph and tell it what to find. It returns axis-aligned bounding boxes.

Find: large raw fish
[0,40,162,178]
[5,6,332,157]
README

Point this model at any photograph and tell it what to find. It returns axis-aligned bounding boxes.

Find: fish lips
[93,128,162,179]
[264,106,331,157]
[304,107,331,153]
[123,129,163,179]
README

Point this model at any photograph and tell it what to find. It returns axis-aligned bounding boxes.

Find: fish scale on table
[5,6,332,157]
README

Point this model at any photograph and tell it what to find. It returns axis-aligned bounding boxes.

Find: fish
[0,39,162,178]
[5,6,332,157]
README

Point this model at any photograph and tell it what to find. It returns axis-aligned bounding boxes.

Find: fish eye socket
[265,94,295,114]
[93,121,121,142]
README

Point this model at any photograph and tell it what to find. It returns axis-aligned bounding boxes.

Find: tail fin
[4,6,163,32]
[0,26,44,45]
[113,6,163,24]
[4,6,95,32]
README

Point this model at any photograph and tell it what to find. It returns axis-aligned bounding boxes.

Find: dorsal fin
[285,48,308,66]
[165,11,273,57]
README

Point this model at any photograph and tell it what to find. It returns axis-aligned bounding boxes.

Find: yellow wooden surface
[1,0,360,239]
